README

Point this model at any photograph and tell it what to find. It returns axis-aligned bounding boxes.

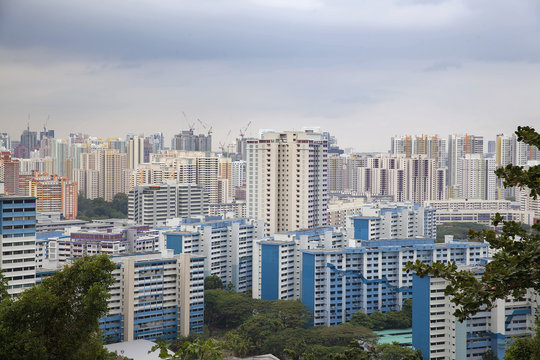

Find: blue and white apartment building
[0,195,37,296]
[99,252,205,343]
[413,267,540,360]
[165,216,264,292]
[254,202,489,327]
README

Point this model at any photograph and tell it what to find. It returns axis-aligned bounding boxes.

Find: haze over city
[2,0,540,151]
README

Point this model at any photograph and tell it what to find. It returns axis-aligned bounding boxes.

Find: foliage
[349,299,412,330]
[0,255,116,360]
[436,222,490,242]
[204,289,258,330]
[151,338,223,360]
[204,289,312,331]
[78,193,128,220]
[503,318,540,360]
[407,126,540,321]
[375,343,423,360]
[481,349,498,360]
[204,275,223,290]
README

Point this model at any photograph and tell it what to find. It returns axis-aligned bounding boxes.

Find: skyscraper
[246,130,328,235]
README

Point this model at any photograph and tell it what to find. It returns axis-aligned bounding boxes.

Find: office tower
[457,154,497,200]
[19,126,38,158]
[413,269,540,360]
[96,252,205,342]
[128,135,145,169]
[0,195,37,296]
[172,130,212,152]
[128,181,208,226]
[0,133,11,150]
[0,152,20,195]
[75,149,127,201]
[27,172,78,219]
[246,130,328,235]
[166,216,264,292]
[448,134,484,191]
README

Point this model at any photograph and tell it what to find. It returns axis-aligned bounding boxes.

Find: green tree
[481,349,498,360]
[503,318,540,360]
[407,126,540,320]
[151,338,223,360]
[204,275,223,290]
[204,289,256,329]
[111,192,128,215]
[376,343,422,360]
[269,299,312,328]
[0,255,116,359]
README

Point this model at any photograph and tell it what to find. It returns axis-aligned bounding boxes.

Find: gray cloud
[0,0,540,151]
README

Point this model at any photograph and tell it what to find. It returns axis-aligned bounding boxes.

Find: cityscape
[0,125,539,359]
[1,1,540,360]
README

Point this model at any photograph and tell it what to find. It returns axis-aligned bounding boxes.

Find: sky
[1,0,539,152]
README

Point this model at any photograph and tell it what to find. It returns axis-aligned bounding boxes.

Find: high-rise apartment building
[165,216,264,292]
[456,154,497,200]
[448,134,484,191]
[128,135,145,169]
[390,135,447,169]
[246,130,328,235]
[0,152,20,195]
[0,133,11,150]
[172,130,212,152]
[0,195,37,296]
[413,269,540,360]
[75,149,128,201]
[27,172,78,219]
[128,181,208,226]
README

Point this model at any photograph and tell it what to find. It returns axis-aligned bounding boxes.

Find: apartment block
[413,269,540,360]
[165,216,264,292]
[246,130,328,235]
[253,227,347,301]
[27,171,78,219]
[0,195,37,296]
[128,181,208,226]
[301,238,488,327]
[97,252,205,342]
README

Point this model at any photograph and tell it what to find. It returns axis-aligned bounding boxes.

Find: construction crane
[219,130,232,155]
[239,121,251,140]
[182,111,196,134]
[197,118,213,136]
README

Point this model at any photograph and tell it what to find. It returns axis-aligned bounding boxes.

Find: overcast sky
[1,0,539,151]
